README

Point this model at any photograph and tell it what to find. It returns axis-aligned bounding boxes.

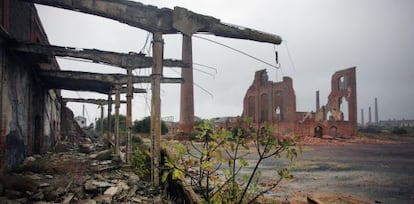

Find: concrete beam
[39,70,184,84]
[21,0,281,44]
[112,87,147,94]
[21,0,174,33]
[63,98,126,106]
[9,41,186,69]
[39,70,183,94]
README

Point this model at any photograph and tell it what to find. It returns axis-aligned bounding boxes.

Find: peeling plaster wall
[1,54,31,168]
[0,1,61,171]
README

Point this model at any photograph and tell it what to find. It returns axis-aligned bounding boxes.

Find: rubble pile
[0,141,172,204]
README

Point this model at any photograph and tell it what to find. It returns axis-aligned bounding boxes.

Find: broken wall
[241,67,357,138]
[0,1,61,171]
[242,70,296,134]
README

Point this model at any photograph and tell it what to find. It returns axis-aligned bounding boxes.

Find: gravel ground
[248,142,414,203]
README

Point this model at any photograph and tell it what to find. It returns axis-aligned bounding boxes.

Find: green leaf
[172,169,184,180]
[239,157,249,167]
[161,171,170,183]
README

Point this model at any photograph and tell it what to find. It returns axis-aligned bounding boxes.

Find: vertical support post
[114,84,121,155]
[100,105,104,138]
[179,34,194,136]
[126,68,133,163]
[107,94,112,145]
[374,97,378,124]
[151,32,163,187]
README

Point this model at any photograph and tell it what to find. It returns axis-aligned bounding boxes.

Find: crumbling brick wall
[242,70,296,134]
[241,68,357,138]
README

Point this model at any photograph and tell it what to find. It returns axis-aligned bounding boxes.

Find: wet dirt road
[246,143,414,203]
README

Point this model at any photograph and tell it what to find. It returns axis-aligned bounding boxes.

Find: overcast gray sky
[35,0,414,124]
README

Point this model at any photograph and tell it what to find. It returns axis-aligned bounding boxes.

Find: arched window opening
[340,97,349,121]
[339,76,347,90]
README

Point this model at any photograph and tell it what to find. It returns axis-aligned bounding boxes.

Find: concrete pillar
[114,84,120,155]
[368,106,372,124]
[126,68,133,163]
[374,97,378,124]
[107,94,112,143]
[100,105,104,138]
[361,109,364,127]
[179,34,194,135]
[151,32,163,187]
[316,90,320,111]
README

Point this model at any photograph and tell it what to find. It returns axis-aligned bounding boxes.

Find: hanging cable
[194,35,279,69]
[193,67,216,79]
[193,62,218,74]
[170,68,214,99]
[283,40,297,74]
[139,32,151,54]
[273,45,281,81]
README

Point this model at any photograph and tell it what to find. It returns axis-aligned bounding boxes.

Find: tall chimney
[361,109,364,127]
[375,97,379,124]
[368,106,372,124]
[179,35,195,135]
[316,90,320,111]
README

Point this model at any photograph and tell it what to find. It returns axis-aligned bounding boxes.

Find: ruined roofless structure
[240,67,357,137]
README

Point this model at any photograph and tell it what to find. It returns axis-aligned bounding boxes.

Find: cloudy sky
[35,0,414,125]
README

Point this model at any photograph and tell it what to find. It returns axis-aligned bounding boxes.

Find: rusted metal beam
[9,41,186,69]
[63,98,126,106]
[21,0,281,44]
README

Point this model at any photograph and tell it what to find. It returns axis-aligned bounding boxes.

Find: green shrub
[131,144,151,179]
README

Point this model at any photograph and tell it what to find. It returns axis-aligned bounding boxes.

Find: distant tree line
[95,115,169,135]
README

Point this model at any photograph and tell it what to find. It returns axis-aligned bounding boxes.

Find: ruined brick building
[241,67,357,137]
[0,1,62,171]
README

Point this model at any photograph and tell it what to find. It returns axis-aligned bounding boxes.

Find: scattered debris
[0,141,172,203]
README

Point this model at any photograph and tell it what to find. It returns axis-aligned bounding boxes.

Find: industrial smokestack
[361,109,365,127]
[375,98,379,124]
[368,106,372,124]
[316,90,320,111]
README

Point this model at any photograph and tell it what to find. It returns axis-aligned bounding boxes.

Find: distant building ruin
[238,67,357,137]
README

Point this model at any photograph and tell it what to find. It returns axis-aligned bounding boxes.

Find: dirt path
[251,142,414,203]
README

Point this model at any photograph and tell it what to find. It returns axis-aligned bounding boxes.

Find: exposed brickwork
[239,67,357,138]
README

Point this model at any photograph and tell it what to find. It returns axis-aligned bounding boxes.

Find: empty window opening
[326,111,333,121]
[339,76,347,90]
[275,106,283,121]
[330,126,338,137]
[314,126,323,137]
[340,97,349,121]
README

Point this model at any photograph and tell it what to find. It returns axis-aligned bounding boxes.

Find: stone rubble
[0,141,173,204]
